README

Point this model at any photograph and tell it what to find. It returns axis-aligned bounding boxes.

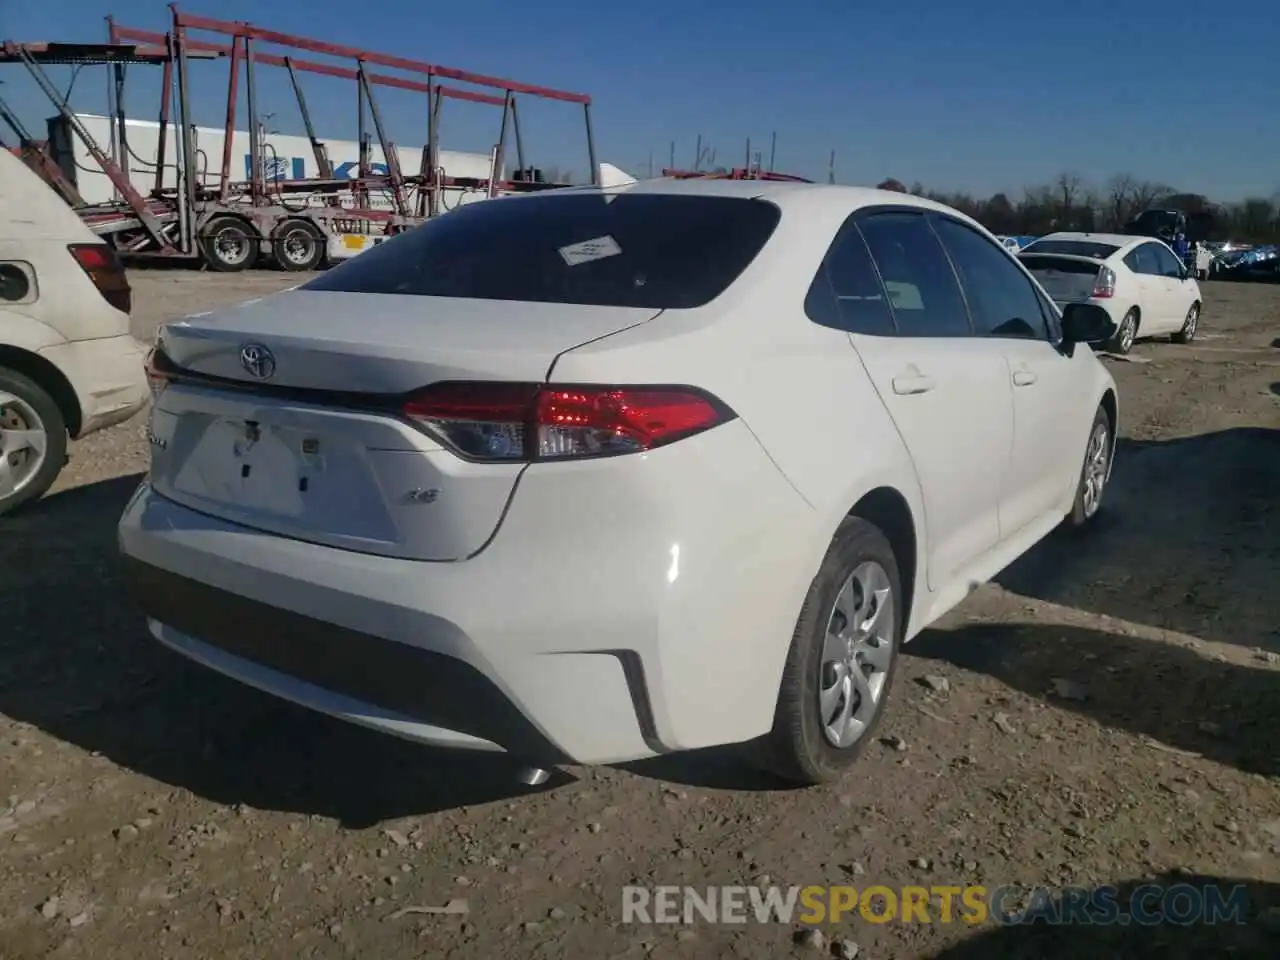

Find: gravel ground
[2,273,1278,959]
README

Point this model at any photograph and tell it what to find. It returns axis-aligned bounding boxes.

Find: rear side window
[302,193,781,309]
[932,217,1048,340]
[1151,244,1185,277]
[804,220,895,335]
[857,212,971,337]
[1124,244,1159,275]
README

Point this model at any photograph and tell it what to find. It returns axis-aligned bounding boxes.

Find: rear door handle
[1013,370,1038,387]
[892,375,935,395]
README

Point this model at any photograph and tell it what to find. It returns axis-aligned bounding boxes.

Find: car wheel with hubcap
[273,220,326,272]
[0,367,67,517]
[757,516,902,784]
[201,217,259,273]
[1067,406,1112,528]
[1105,309,1138,355]
[1172,302,1200,344]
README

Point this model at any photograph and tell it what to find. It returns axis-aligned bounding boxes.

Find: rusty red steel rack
[0,5,599,272]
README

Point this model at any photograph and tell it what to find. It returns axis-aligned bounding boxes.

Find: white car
[118,179,1118,785]
[1017,231,1202,355]
[1,149,149,515]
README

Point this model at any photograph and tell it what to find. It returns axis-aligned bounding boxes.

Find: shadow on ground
[925,872,1279,959]
[0,475,571,828]
[996,428,1279,652]
[908,621,1279,778]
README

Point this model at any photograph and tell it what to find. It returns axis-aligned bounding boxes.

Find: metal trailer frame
[0,4,598,272]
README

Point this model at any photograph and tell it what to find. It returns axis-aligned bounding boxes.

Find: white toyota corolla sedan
[1017,231,1202,355]
[119,179,1118,785]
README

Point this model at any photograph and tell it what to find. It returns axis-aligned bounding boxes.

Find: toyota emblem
[239,343,276,380]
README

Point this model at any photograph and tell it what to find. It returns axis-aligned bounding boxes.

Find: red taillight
[402,382,734,461]
[1091,265,1116,299]
[68,242,132,314]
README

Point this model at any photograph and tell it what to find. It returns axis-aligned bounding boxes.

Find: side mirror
[1061,303,1114,344]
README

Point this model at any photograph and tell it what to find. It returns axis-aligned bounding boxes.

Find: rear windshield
[1017,254,1103,275]
[1019,240,1118,259]
[302,192,782,308]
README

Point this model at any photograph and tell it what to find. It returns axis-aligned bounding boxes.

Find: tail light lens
[144,345,177,398]
[68,242,132,314]
[402,382,735,462]
[1091,266,1116,299]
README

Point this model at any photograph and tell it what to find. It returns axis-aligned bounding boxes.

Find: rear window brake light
[402,382,736,462]
[68,242,131,314]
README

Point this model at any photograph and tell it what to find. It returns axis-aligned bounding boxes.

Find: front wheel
[1066,407,1112,528]
[756,517,902,785]
[1105,309,1138,355]
[1172,302,1200,344]
[0,367,67,517]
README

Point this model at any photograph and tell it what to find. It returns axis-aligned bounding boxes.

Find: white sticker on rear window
[558,235,622,266]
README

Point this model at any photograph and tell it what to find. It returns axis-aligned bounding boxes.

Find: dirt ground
[2,273,1278,959]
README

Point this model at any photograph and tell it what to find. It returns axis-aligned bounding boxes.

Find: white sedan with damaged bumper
[119,178,1118,784]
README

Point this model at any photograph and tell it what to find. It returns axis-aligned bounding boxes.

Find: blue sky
[2,0,1276,200]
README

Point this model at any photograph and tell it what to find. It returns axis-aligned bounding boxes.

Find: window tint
[856,213,971,337]
[932,218,1047,340]
[1033,286,1063,340]
[302,193,781,308]
[805,220,895,335]
[1124,244,1159,275]
[1151,244,1184,278]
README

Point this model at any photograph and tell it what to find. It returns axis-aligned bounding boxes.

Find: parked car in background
[1213,245,1280,283]
[119,180,1119,785]
[1018,232,1202,354]
[0,149,149,516]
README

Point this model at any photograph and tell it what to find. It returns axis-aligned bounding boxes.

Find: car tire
[0,367,67,517]
[1172,302,1200,344]
[201,217,259,273]
[756,516,903,785]
[1066,406,1112,528]
[273,220,326,272]
[1104,309,1138,355]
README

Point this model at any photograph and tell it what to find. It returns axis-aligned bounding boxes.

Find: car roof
[543,176,979,222]
[1030,231,1149,252]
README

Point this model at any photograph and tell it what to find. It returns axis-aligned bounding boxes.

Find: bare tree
[1053,172,1084,214]
[1104,173,1137,229]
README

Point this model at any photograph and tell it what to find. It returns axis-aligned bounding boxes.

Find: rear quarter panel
[548,199,932,640]
[0,240,129,343]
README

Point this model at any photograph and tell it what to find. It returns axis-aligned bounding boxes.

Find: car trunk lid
[147,291,660,560]
[159,289,659,392]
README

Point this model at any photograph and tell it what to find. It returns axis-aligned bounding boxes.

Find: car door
[809,209,1012,591]
[1122,243,1174,330]
[1149,242,1196,330]
[931,215,1088,537]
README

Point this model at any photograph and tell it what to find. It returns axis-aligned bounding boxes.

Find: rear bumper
[124,556,571,762]
[40,333,148,436]
[116,420,821,765]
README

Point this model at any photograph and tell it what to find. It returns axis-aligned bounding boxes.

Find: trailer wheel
[273,220,326,272]
[201,217,258,273]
